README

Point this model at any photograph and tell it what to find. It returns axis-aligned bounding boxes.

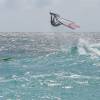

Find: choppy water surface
[0,32,100,100]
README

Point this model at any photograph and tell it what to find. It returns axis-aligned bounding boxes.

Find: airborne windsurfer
[50,12,62,26]
[50,12,80,30]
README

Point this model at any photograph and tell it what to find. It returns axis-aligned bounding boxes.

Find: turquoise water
[0,33,100,100]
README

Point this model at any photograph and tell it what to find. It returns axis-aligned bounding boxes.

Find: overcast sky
[0,0,100,32]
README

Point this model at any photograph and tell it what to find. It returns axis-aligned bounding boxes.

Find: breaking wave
[0,32,100,57]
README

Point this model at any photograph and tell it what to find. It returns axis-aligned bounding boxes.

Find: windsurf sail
[50,12,80,30]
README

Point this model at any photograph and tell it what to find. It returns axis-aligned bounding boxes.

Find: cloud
[0,0,50,10]
[0,0,61,11]
[34,0,51,7]
[0,0,31,12]
[80,0,100,7]
[0,0,6,9]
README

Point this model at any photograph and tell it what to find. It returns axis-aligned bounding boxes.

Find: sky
[0,0,100,32]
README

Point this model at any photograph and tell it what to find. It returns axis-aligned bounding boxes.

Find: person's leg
[51,15,54,25]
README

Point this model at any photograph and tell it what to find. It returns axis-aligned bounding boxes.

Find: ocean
[0,32,100,100]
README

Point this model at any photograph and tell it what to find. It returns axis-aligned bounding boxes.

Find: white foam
[0,96,3,98]
[77,38,100,57]
[62,86,73,89]
[90,43,100,48]
[75,81,89,85]
[89,47,100,56]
